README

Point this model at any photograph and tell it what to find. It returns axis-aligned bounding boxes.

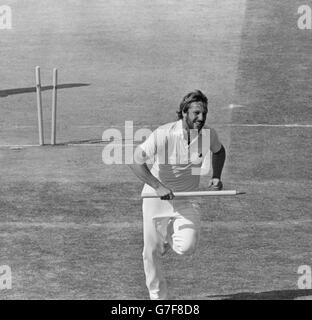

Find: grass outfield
[1,0,312,299]
[0,138,311,299]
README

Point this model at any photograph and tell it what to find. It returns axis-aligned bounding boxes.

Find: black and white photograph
[0,0,312,304]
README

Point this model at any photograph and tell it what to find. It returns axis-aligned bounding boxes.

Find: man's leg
[142,200,169,300]
[169,204,201,256]
[153,216,172,255]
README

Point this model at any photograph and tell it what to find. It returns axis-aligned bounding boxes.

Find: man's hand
[208,178,223,190]
[155,184,174,200]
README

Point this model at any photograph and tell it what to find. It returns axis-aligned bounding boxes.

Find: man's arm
[128,147,174,200]
[209,128,226,189]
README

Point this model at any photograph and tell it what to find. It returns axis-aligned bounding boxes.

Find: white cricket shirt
[139,120,211,194]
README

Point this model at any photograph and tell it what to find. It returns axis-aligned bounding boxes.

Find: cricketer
[129,90,226,299]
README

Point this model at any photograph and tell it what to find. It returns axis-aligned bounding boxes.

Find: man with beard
[129,90,226,300]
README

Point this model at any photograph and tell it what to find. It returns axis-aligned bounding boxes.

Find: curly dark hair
[176,90,208,119]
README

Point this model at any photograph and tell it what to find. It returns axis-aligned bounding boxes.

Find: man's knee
[172,236,197,255]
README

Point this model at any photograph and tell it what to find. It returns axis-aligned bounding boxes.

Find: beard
[185,117,204,131]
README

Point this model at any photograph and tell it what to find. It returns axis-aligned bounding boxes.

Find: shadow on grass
[57,137,140,146]
[207,289,312,300]
[58,138,104,145]
[0,83,90,97]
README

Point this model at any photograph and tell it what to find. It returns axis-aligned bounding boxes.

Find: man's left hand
[208,178,223,190]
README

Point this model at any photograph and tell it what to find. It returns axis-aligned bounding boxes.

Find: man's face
[183,101,207,131]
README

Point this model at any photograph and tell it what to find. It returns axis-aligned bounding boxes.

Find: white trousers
[142,197,201,300]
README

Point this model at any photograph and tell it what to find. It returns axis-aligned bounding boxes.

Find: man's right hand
[128,162,174,200]
[155,184,174,200]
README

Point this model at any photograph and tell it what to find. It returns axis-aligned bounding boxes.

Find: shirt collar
[174,119,203,145]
